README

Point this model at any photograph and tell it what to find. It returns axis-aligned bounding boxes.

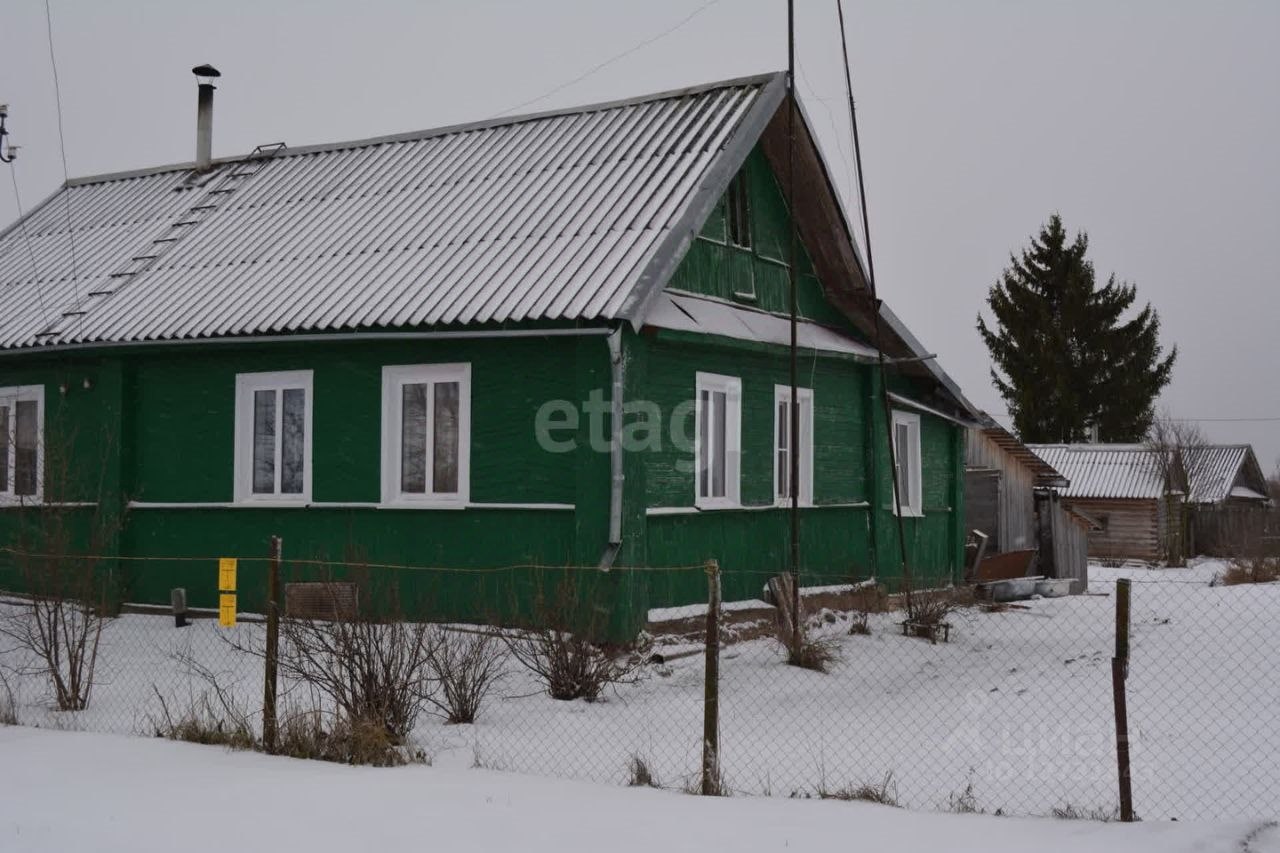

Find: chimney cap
[192,64,221,79]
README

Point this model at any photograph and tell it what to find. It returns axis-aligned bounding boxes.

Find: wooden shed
[966,419,1088,591]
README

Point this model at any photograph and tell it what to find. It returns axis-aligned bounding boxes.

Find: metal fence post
[702,559,721,796]
[1112,577,1134,821]
[262,535,281,753]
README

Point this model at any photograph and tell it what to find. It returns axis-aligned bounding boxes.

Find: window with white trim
[381,363,471,506]
[774,385,813,505]
[234,371,312,503]
[0,385,43,502]
[891,410,922,517]
[695,372,741,509]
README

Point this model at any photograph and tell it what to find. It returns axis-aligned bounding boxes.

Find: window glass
[433,381,460,494]
[281,388,306,495]
[252,389,276,495]
[401,383,428,494]
[0,406,8,491]
[14,400,37,496]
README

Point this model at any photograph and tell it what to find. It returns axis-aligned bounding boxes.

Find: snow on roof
[1183,445,1265,504]
[1027,445,1167,500]
[0,74,786,349]
[1027,442,1266,504]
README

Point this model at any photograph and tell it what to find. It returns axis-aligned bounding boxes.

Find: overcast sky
[2,0,1277,469]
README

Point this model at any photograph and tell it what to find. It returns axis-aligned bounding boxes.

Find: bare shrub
[269,576,435,741]
[0,428,124,713]
[276,708,425,767]
[423,627,507,724]
[501,573,642,702]
[280,619,432,740]
[904,587,955,627]
[628,755,660,788]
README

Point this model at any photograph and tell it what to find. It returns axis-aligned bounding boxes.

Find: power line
[6,164,50,325]
[489,0,724,119]
[43,0,82,328]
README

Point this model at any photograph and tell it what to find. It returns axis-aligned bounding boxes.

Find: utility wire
[489,0,724,119]
[6,164,50,325]
[835,0,915,592]
[43,0,82,329]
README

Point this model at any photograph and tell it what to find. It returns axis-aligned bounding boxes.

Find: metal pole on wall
[702,560,721,796]
[262,535,282,753]
[1112,577,1135,821]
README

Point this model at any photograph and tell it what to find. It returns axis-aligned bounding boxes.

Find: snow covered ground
[2,559,1277,821]
[0,726,1276,853]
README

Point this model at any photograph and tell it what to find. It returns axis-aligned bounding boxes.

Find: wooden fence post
[702,559,721,796]
[262,535,281,753]
[1112,577,1134,821]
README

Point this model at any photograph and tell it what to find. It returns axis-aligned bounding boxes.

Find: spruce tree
[977,214,1176,443]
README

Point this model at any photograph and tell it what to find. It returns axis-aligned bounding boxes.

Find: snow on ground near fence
[0,727,1274,853]
[1,559,1277,819]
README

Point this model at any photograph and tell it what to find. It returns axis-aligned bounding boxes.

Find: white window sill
[694,498,741,511]
[892,507,925,518]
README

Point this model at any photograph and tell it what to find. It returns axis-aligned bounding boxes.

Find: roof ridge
[65,71,787,189]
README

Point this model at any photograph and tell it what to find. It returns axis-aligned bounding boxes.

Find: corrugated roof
[1182,445,1261,504]
[0,73,785,349]
[1027,445,1167,500]
[646,290,878,360]
[1027,443,1267,504]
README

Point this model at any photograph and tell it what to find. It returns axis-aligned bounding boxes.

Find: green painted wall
[0,143,966,640]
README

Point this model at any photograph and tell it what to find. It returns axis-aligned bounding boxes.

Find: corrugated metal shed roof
[1027,445,1166,500]
[1027,443,1267,504]
[0,73,785,349]
[1182,445,1261,504]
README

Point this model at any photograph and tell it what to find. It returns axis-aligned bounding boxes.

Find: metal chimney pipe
[192,64,221,172]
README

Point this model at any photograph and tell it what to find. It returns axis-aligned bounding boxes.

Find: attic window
[726,172,751,249]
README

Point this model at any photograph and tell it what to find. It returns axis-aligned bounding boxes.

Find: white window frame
[0,384,44,504]
[773,385,814,507]
[694,372,742,510]
[890,410,923,517]
[381,363,471,508]
[233,370,313,505]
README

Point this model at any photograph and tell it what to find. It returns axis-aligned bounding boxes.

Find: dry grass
[149,688,256,750]
[817,772,900,806]
[847,611,871,636]
[1051,804,1120,821]
[783,632,843,673]
[0,674,17,726]
[1217,556,1280,586]
[276,709,426,767]
[627,755,660,788]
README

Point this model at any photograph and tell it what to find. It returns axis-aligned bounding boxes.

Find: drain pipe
[599,325,625,568]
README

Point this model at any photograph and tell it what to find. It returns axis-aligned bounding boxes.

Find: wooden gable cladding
[756,97,941,394]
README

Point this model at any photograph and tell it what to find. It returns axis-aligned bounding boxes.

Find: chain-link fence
[1,549,1276,821]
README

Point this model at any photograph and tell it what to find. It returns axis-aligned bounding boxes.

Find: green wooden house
[0,72,977,637]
